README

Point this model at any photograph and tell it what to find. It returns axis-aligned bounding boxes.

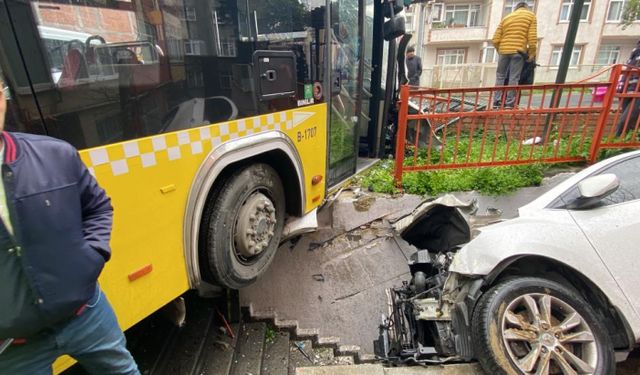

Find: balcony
[428,25,488,44]
[601,23,640,39]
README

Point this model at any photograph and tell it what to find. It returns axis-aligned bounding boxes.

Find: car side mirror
[568,174,619,210]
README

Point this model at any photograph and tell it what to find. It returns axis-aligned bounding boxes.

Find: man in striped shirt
[491,2,537,108]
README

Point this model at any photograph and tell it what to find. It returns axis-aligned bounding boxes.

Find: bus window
[0,71,45,135]
[0,3,47,136]
[3,0,324,149]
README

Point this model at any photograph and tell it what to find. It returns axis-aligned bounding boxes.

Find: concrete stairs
[129,297,377,375]
[185,320,374,375]
[246,305,377,366]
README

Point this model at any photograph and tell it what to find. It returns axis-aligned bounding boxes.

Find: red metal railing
[394,64,640,186]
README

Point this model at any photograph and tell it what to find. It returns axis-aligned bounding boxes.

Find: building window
[187,70,204,88]
[220,37,237,57]
[482,46,498,63]
[444,4,482,27]
[432,3,445,22]
[405,12,415,33]
[607,0,640,22]
[560,0,591,22]
[184,7,197,21]
[219,73,232,90]
[550,45,583,66]
[596,45,621,65]
[184,40,205,55]
[503,0,535,16]
[167,38,185,62]
[437,48,466,65]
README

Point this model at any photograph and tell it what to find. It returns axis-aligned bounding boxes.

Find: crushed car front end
[375,195,494,364]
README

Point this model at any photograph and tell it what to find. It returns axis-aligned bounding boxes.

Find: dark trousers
[494,53,525,106]
[616,97,640,136]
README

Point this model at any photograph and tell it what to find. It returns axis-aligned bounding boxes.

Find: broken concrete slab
[331,192,423,235]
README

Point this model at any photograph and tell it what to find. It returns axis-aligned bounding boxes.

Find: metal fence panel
[394,64,640,186]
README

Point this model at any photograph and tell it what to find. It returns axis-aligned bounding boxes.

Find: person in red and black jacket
[615,41,640,137]
[0,77,139,374]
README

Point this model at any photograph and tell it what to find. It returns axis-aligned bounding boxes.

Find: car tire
[472,277,614,375]
[200,163,285,289]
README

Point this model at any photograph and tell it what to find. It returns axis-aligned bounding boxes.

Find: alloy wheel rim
[500,293,598,375]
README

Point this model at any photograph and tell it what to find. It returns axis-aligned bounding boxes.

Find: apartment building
[406,0,640,85]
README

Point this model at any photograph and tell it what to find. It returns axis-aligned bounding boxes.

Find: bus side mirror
[383,1,406,41]
[384,16,406,41]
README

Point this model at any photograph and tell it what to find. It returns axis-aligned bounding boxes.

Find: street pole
[556,0,584,85]
[543,0,584,138]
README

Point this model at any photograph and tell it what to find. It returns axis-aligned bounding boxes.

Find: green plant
[360,159,547,196]
[265,326,277,344]
[621,0,640,29]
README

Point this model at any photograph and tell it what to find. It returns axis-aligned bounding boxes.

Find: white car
[378,150,640,375]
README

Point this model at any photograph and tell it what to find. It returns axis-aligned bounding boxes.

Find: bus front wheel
[201,163,285,289]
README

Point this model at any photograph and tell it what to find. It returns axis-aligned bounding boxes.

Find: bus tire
[201,163,285,289]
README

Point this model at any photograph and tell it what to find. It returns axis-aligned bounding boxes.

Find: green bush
[360,159,547,196]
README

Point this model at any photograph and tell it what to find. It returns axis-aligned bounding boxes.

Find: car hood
[393,194,503,253]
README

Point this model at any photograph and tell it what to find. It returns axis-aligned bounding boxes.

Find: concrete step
[295,363,484,375]
[229,322,266,375]
[195,323,239,375]
[154,299,216,375]
[262,330,290,375]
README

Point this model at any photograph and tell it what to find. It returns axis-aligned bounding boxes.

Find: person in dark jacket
[615,41,640,137]
[0,77,139,374]
[406,46,422,87]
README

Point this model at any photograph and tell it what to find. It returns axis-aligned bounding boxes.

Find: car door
[567,155,640,316]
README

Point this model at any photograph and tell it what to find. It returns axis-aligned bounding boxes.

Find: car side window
[598,156,640,205]
[551,155,640,209]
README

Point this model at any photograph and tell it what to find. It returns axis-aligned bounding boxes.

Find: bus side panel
[74,104,327,336]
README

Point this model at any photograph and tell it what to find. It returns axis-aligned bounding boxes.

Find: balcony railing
[419,64,611,89]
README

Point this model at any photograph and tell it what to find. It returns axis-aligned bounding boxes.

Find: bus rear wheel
[201,163,285,289]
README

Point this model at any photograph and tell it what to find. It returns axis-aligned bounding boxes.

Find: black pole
[543,0,584,138]
[556,0,584,84]
[368,0,384,157]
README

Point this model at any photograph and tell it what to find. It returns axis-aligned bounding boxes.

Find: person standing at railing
[406,46,422,87]
[491,2,537,108]
[615,41,640,137]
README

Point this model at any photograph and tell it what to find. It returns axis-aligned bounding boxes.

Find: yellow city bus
[0,0,399,371]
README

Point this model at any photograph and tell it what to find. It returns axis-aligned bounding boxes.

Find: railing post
[589,64,622,163]
[394,84,410,187]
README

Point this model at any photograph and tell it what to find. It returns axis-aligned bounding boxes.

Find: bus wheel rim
[234,191,276,259]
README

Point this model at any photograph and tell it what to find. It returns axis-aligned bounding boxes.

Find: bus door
[327,0,376,187]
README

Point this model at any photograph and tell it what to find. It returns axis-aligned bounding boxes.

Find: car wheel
[200,163,285,289]
[472,277,614,375]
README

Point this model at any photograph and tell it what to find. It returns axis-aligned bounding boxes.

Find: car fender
[448,213,640,343]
